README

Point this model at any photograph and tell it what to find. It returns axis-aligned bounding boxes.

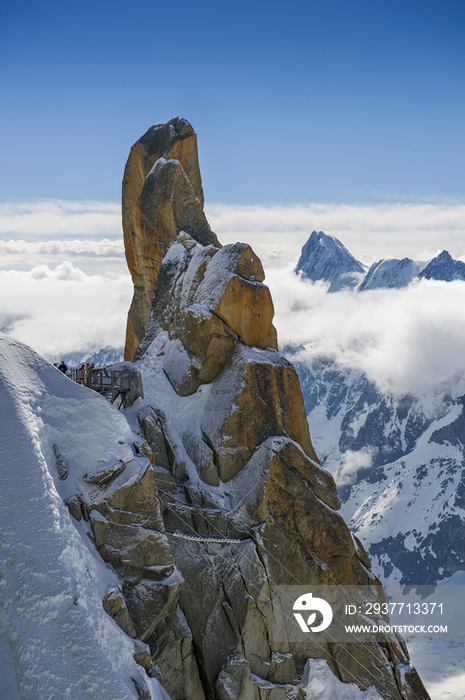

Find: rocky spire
[122,117,220,360]
[113,119,431,700]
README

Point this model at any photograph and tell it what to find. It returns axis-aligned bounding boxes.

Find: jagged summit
[419,249,465,281]
[295,231,465,291]
[0,120,430,700]
[294,230,366,291]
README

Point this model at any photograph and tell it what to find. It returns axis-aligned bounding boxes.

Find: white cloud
[3,197,465,274]
[0,201,125,275]
[7,258,463,395]
[267,267,465,395]
[2,198,465,389]
[0,200,122,239]
[0,239,124,257]
[4,198,465,265]
[0,263,132,359]
[206,201,465,269]
[336,450,375,486]
[0,239,126,276]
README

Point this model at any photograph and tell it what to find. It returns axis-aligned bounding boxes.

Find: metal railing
[68,367,133,404]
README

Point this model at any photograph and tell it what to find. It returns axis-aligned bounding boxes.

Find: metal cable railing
[68,367,133,403]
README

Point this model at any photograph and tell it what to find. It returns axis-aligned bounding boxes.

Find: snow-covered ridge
[46,344,124,369]
[295,230,465,291]
[0,334,164,700]
[419,249,465,282]
[358,257,427,291]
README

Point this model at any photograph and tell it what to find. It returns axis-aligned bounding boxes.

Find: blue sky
[2,0,465,205]
[2,0,465,369]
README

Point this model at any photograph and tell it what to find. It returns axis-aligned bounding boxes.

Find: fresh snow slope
[302,658,382,700]
[0,334,164,700]
[408,639,465,700]
[287,352,465,586]
[401,570,465,700]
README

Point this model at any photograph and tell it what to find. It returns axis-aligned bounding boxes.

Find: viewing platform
[68,364,142,407]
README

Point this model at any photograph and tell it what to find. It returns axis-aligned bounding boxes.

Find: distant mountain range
[286,230,465,587]
[284,348,465,586]
[47,345,124,368]
[295,230,465,291]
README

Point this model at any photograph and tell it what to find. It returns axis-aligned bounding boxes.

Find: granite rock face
[136,233,279,399]
[123,117,220,360]
[110,120,431,700]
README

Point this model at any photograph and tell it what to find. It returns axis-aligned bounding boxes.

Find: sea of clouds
[0,200,121,240]
[209,200,465,269]
[1,198,465,393]
[0,262,132,360]
[268,269,465,395]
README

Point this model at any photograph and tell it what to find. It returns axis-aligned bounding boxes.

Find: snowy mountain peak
[47,345,124,369]
[309,230,342,252]
[358,257,427,291]
[295,231,366,292]
[295,233,465,292]
[419,249,465,282]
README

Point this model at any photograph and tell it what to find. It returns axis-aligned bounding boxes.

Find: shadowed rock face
[107,120,430,700]
[123,117,220,360]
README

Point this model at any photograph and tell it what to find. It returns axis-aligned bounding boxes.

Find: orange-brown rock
[274,439,340,510]
[195,242,277,350]
[179,307,236,383]
[123,117,220,360]
[200,344,319,481]
[212,275,275,348]
[136,235,278,394]
[218,437,429,698]
[122,121,430,700]
[89,466,174,572]
[263,453,353,563]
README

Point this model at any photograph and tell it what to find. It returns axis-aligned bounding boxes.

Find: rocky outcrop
[199,345,316,481]
[67,454,205,695]
[110,120,431,700]
[123,117,220,360]
[135,233,279,401]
